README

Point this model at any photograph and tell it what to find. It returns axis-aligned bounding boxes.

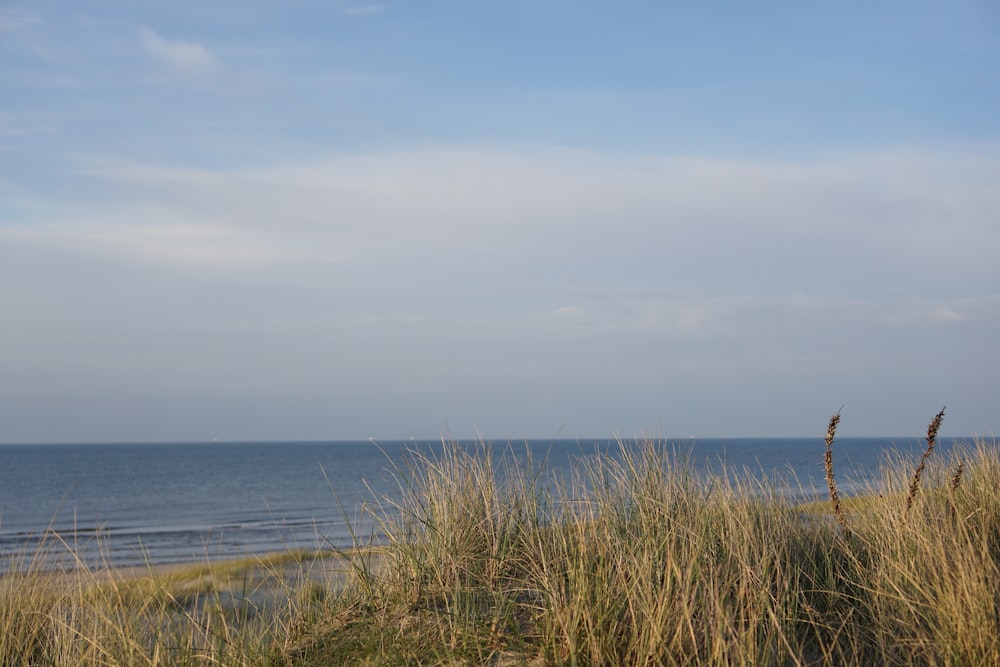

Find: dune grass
[307,425,1000,666]
[0,544,346,666]
[3,415,999,665]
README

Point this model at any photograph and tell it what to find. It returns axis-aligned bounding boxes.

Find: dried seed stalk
[949,458,965,520]
[906,406,946,512]
[824,410,849,532]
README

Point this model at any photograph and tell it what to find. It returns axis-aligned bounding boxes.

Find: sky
[1,1,998,443]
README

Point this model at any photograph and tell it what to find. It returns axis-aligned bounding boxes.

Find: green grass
[3,420,999,666]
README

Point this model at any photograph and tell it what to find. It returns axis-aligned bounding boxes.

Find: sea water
[0,437,964,570]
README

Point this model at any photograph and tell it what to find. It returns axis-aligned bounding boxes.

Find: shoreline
[3,546,385,598]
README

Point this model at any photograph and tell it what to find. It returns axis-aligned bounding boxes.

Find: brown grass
[4,412,999,666]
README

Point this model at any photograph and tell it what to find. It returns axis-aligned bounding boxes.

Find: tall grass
[314,428,1000,665]
[0,537,335,666]
[4,419,999,665]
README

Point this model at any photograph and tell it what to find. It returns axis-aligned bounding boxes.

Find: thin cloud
[0,119,56,137]
[139,26,218,73]
[931,307,965,323]
[30,146,991,298]
[1,218,301,269]
[343,5,385,16]
[0,8,40,33]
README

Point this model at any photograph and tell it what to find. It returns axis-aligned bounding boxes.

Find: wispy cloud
[1,215,302,269]
[5,145,999,440]
[931,307,965,323]
[139,26,218,74]
[0,111,57,137]
[343,5,385,16]
[70,223,300,267]
[0,8,40,33]
[31,146,996,287]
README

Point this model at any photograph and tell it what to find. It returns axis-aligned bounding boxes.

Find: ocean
[0,437,967,571]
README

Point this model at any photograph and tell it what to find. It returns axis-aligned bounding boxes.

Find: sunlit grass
[0,544,354,666]
[311,430,1000,666]
[3,416,999,666]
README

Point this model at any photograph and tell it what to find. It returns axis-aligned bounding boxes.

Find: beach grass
[0,544,354,666]
[3,418,999,665]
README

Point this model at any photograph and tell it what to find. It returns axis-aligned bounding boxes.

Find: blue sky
[1,1,998,443]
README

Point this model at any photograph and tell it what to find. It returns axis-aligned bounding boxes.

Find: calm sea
[0,437,966,571]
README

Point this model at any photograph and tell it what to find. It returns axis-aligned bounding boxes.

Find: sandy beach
[84,548,384,622]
